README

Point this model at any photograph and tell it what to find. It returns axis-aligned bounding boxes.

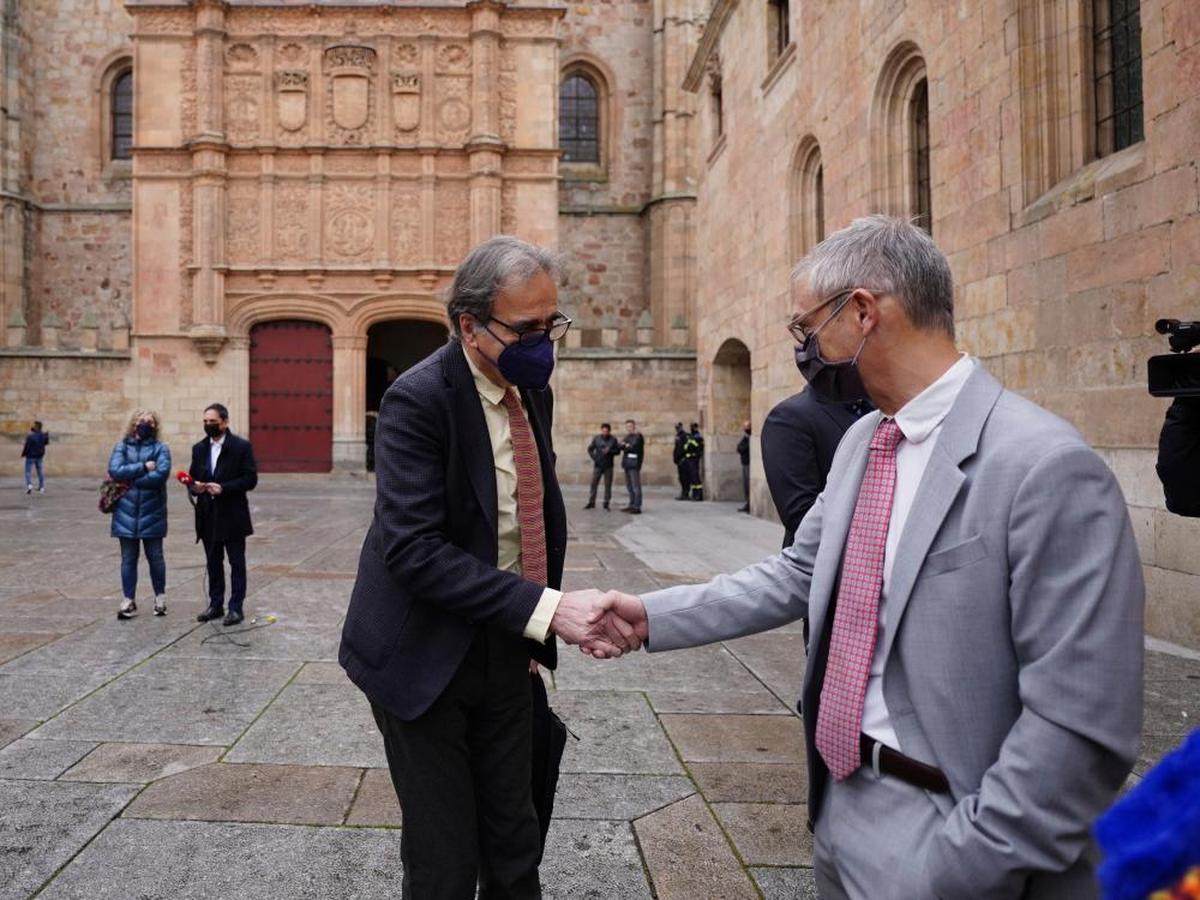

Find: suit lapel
[877,367,1004,666]
[444,342,498,533]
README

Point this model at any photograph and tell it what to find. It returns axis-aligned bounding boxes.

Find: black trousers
[202,536,247,613]
[587,465,613,505]
[676,462,689,497]
[372,628,542,900]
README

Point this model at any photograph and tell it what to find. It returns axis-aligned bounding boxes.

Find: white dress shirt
[209,432,226,478]
[861,354,976,749]
[463,350,562,642]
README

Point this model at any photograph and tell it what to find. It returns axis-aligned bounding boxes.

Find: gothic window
[870,43,931,231]
[112,69,134,161]
[911,79,932,233]
[711,73,724,143]
[560,72,600,164]
[1094,0,1144,156]
[767,0,791,64]
[790,138,824,259]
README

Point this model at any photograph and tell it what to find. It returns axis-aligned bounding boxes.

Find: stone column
[188,1,229,363]
[0,0,26,348]
[467,0,504,244]
[331,334,368,471]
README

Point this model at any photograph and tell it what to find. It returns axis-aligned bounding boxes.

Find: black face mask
[136,422,156,440]
[204,423,222,439]
[794,333,870,403]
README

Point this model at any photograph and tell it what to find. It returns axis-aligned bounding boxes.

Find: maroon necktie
[500,389,548,586]
[815,418,904,780]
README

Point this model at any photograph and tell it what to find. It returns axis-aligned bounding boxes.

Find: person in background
[1157,396,1200,517]
[618,419,644,514]
[736,420,751,513]
[21,420,49,494]
[762,390,871,549]
[672,422,689,501]
[189,403,258,627]
[108,409,171,619]
[585,422,619,510]
[683,422,704,500]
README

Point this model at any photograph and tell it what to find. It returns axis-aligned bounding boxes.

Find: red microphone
[176,471,193,486]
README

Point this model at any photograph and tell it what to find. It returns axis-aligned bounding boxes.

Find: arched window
[767,0,791,64]
[111,69,133,161]
[790,137,824,260]
[870,43,931,232]
[910,79,931,232]
[559,72,599,164]
[1093,0,1143,156]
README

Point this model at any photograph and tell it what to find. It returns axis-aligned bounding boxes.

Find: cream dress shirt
[464,350,563,642]
[861,353,976,749]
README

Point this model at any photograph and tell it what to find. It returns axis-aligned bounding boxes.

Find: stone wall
[553,352,698,487]
[688,0,1200,645]
[558,212,648,344]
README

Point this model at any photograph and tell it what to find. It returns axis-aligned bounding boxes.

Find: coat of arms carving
[276,71,309,132]
[325,45,376,141]
[392,73,420,133]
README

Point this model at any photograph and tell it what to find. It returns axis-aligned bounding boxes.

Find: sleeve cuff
[523,587,563,642]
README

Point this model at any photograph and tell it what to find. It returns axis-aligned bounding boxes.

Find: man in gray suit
[587,216,1144,898]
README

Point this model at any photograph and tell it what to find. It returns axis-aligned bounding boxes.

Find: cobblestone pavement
[0,477,1196,899]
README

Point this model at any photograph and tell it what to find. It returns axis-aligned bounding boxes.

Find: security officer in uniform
[672,422,689,500]
[683,422,704,501]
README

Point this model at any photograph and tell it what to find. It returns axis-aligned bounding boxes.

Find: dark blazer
[761,387,864,548]
[340,341,566,722]
[1158,397,1200,517]
[188,432,258,543]
[21,430,49,459]
[620,432,644,470]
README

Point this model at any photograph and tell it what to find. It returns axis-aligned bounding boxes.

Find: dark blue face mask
[136,422,156,440]
[478,325,556,391]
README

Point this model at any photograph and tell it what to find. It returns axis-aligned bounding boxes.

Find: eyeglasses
[483,312,573,346]
[787,290,857,350]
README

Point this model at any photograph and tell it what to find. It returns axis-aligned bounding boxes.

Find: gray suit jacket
[642,366,1144,899]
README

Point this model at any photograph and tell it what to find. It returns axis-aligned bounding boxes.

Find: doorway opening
[365,320,448,470]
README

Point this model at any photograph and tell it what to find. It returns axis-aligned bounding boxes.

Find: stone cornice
[683,0,738,93]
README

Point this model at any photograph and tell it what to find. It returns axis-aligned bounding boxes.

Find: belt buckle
[871,739,883,779]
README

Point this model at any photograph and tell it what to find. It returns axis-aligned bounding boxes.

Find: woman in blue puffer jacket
[108,409,171,620]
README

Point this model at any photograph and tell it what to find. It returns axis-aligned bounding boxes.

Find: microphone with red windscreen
[176,470,193,486]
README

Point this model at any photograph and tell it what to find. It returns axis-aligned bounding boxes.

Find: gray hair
[446,235,560,339]
[791,215,955,337]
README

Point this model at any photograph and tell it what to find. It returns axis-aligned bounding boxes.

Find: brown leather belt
[859,734,951,794]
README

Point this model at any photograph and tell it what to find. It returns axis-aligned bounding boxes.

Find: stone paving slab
[553,773,696,820]
[725,632,809,707]
[344,768,401,827]
[165,621,342,662]
[688,761,809,803]
[553,691,683,775]
[28,656,300,746]
[0,779,140,900]
[224,682,386,768]
[712,802,814,866]
[660,714,806,764]
[541,819,653,900]
[0,673,98,721]
[125,762,362,825]
[294,661,349,684]
[60,742,224,784]
[633,794,758,899]
[0,632,67,665]
[0,738,96,780]
[553,640,766,694]
[751,866,820,899]
[0,720,34,751]
[35,819,404,900]
[646,688,790,715]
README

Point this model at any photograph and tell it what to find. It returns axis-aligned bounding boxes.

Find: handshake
[548,590,649,659]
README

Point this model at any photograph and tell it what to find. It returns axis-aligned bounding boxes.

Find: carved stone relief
[276,71,309,132]
[274,181,310,261]
[392,73,421,135]
[437,43,471,73]
[226,181,260,265]
[324,183,375,261]
[225,74,262,144]
[225,43,259,71]
[498,47,518,143]
[391,187,422,263]
[436,76,472,145]
[435,180,469,264]
[325,45,377,145]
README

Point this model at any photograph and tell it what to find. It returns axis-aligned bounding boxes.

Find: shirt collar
[210,432,226,447]
[463,344,508,407]
[892,354,975,445]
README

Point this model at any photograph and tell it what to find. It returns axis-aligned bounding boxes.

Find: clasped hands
[549,589,648,659]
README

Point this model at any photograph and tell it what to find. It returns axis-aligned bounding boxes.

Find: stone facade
[685,0,1200,645]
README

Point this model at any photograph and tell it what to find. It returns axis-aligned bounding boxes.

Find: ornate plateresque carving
[276,70,309,132]
[392,73,421,134]
[325,183,375,261]
[325,44,377,145]
[225,74,261,144]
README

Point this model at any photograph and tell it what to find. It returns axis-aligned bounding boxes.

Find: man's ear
[852,289,880,335]
[459,314,477,347]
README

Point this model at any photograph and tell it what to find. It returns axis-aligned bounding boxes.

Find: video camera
[1147,319,1200,398]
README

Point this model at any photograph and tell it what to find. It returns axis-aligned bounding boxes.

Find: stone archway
[708,337,752,501]
[364,320,448,471]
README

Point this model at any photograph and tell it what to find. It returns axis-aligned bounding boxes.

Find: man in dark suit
[618,418,644,514]
[189,402,258,627]
[340,236,636,899]
[761,388,869,548]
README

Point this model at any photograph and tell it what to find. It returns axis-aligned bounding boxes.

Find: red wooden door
[249,320,333,473]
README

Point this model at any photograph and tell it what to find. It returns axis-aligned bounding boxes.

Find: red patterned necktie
[500,388,548,587]
[815,418,904,780]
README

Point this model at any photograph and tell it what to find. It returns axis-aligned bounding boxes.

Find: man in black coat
[189,403,258,626]
[1158,397,1200,517]
[672,422,688,500]
[584,422,619,510]
[340,236,636,899]
[618,419,644,514]
[736,420,751,513]
[761,388,868,548]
